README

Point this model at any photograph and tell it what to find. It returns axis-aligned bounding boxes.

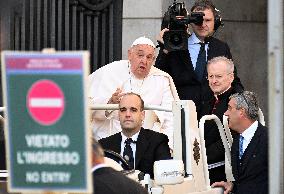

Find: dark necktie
[195,42,207,81]
[123,138,134,169]
[239,135,244,159]
[211,98,220,114]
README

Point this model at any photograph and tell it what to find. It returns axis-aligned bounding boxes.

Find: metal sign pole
[268,0,284,192]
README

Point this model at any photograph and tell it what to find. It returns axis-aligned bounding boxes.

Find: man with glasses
[212,91,268,194]
[199,56,243,184]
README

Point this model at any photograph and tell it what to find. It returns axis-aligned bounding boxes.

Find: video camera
[162,0,204,51]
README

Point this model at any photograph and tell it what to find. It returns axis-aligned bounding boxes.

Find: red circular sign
[27,79,65,125]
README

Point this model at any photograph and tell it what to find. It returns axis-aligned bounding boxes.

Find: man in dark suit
[92,139,148,194]
[156,0,243,114]
[99,92,172,178]
[212,91,268,194]
[199,56,243,184]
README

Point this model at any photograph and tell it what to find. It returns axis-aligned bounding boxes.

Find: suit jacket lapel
[240,126,262,174]
[207,40,213,60]
[135,128,149,168]
[231,135,239,180]
[109,133,122,154]
[180,50,195,72]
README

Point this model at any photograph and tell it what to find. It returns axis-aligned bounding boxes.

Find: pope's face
[128,44,155,79]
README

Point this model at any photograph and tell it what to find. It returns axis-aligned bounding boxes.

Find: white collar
[214,86,232,99]
[121,130,140,143]
[189,32,204,45]
[241,120,258,141]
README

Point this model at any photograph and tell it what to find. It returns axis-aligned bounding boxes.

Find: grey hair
[92,138,105,158]
[230,91,259,120]
[207,56,234,74]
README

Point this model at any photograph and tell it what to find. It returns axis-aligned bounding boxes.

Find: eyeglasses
[207,73,232,81]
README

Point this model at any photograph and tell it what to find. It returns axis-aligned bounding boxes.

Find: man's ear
[239,108,247,118]
[127,49,131,59]
[229,72,234,83]
[141,110,145,121]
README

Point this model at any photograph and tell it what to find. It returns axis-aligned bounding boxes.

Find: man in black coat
[99,92,172,178]
[199,56,243,184]
[156,0,243,114]
[92,139,147,194]
[212,91,268,194]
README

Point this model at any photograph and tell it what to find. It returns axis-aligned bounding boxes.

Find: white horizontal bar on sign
[90,104,172,112]
[29,98,63,107]
[0,107,5,112]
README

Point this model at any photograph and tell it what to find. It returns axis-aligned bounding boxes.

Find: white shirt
[120,131,140,167]
[240,121,258,152]
[188,32,209,70]
[88,60,179,149]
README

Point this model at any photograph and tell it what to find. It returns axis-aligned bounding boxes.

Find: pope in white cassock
[88,36,179,149]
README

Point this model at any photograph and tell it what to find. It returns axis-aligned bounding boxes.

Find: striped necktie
[123,138,134,169]
[239,135,244,159]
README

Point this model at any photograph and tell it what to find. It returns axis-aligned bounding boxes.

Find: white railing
[199,115,233,184]
[199,108,266,182]
[90,104,172,112]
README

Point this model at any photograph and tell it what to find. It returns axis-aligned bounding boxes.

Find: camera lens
[170,34,182,46]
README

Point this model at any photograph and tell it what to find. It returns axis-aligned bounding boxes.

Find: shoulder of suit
[140,128,168,139]
[208,36,228,46]
[257,123,268,135]
[99,132,121,144]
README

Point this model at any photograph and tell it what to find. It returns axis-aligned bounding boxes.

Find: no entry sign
[27,79,65,125]
[1,51,92,193]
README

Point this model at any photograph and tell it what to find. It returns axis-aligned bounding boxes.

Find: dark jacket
[99,128,172,178]
[199,87,242,183]
[199,87,242,164]
[93,167,148,194]
[231,123,268,194]
[155,36,243,114]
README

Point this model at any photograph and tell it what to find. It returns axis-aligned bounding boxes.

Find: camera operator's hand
[157,28,169,54]
[157,28,169,44]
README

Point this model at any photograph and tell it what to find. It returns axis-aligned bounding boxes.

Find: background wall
[122,0,163,58]
[122,0,269,120]
[209,0,268,120]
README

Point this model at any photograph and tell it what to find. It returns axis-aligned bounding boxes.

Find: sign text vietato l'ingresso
[1,52,92,193]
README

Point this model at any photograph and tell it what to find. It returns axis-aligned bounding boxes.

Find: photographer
[155,0,243,117]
